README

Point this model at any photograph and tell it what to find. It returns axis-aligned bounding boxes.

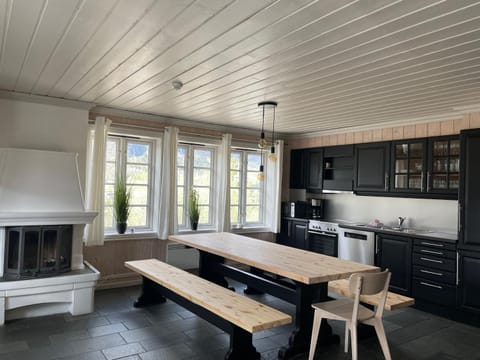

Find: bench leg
[243,267,265,295]
[225,326,260,360]
[133,277,166,308]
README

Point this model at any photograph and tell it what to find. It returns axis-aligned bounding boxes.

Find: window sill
[104,231,158,241]
[231,226,272,234]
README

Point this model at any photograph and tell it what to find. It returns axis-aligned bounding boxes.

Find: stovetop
[308,219,339,234]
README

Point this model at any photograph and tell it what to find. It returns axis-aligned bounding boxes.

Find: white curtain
[158,126,178,240]
[84,117,111,246]
[215,133,232,232]
[265,139,284,233]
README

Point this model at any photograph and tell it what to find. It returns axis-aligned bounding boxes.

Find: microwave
[282,201,307,218]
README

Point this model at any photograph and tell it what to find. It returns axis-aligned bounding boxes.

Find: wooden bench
[328,279,415,311]
[125,259,292,360]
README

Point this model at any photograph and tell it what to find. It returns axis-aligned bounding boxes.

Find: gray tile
[140,344,195,360]
[140,332,189,352]
[102,343,145,360]
[89,323,128,338]
[57,350,107,360]
[70,334,126,355]
[50,330,90,344]
[0,340,29,354]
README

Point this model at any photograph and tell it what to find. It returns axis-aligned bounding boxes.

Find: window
[104,136,154,232]
[177,144,215,229]
[230,150,265,227]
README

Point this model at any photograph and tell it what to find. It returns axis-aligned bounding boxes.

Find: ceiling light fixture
[257,101,278,181]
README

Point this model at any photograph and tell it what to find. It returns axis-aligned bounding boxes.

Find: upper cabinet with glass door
[427,136,460,197]
[391,139,427,193]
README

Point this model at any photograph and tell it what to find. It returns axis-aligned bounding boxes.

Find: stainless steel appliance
[310,198,325,219]
[338,228,375,265]
[308,220,338,257]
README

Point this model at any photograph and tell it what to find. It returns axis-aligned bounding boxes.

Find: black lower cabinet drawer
[308,239,336,257]
[413,278,456,306]
[413,266,456,285]
[413,253,456,272]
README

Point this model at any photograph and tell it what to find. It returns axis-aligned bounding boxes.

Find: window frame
[104,134,156,235]
[177,143,216,231]
[230,148,266,229]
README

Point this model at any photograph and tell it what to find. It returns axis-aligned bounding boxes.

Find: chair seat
[312,298,375,322]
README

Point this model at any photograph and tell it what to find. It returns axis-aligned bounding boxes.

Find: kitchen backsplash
[312,192,458,233]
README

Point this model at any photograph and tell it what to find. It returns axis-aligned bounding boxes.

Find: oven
[307,220,338,257]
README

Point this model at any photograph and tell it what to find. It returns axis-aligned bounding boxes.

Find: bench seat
[328,279,415,311]
[125,259,292,359]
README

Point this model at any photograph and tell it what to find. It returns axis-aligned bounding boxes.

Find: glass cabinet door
[392,141,425,191]
[429,138,459,192]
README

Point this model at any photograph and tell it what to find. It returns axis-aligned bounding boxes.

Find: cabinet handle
[420,281,443,289]
[420,269,443,276]
[456,252,460,286]
[420,241,444,248]
[427,171,431,192]
[421,171,424,192]
[384,173,389,191]
[420,249,444,256]
[420,257,443,264]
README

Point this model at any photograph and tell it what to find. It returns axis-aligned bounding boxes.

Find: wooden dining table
[137,232,378,359]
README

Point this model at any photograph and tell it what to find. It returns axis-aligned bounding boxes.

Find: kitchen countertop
[338,223,458,243]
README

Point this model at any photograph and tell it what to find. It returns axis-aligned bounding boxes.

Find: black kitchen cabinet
[427,136,460,197]
[354,141,390,192]
[457,251,480,314]
[376,234,412,296]
[459,129,480,251]
[390,139,427,194]
[323,145,354,191]
[279,218,308,250]
[306,148,323,192]
[412,239,457,307]
[290,149,306,189]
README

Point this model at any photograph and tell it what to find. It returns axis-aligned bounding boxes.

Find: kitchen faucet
[398,217,406,229]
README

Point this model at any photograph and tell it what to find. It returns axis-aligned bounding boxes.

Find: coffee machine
[310,199,325,219]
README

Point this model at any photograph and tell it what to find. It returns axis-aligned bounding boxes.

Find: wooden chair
[308,270,392,360]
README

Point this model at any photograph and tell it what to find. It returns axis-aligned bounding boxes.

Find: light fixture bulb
[258,138,267,149]
[268,153,277,162]
[257,172,265,181]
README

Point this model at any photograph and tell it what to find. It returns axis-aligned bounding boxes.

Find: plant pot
[191,222,198,231]
[116,222,127,234]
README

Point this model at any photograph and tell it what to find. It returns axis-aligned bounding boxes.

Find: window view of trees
[104,137,153,232]
[177,145,214,229]
[230,150,264,227]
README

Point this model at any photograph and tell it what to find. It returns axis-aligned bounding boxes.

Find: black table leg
[244,267,265,295]
[199,251,233,290]
[133,277,166,308]
[278,282,339,360]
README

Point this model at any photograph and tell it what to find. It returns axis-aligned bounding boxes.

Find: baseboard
[95,273,142,290]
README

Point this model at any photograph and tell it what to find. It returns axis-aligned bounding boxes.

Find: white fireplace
[0,148,100,324]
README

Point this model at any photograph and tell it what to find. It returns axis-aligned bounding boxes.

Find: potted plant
[114,177,131,234]
[188,188,200,230]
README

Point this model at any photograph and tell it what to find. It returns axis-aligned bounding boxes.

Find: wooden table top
[168,232,378,285]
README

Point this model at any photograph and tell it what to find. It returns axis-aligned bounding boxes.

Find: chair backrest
[348,269,391,321]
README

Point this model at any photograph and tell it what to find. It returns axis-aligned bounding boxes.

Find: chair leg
[351,324,358,360]
[308,311,322,360]
[344,322,349,353]
[373,319,392,360]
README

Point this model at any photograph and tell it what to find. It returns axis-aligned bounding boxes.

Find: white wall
[320,193,458,233]
[0,98,89,185]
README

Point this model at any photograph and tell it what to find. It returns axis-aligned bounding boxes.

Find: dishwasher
[338,228,375,265]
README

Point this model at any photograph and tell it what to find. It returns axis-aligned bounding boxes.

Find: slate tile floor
[0,282,479,360]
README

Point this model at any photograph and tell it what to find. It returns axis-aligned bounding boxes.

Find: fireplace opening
[4,225,72,279]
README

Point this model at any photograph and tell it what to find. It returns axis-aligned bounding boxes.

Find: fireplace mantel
[0,211,97,226]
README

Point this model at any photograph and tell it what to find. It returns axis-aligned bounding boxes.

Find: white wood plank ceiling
[1,0,480,134]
